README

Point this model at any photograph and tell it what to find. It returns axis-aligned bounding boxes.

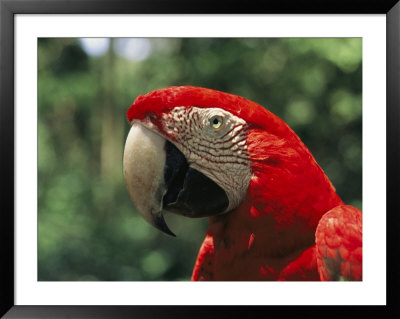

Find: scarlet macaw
[123,86,362,281]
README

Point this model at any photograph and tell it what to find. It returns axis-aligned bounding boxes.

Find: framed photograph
[1,0,398,318]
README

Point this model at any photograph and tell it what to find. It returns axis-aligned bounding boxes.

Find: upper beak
[123,122,175,236]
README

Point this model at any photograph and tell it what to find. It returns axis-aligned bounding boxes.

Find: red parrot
[123,86,362,281]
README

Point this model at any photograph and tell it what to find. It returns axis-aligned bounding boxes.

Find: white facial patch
[123,123,166,225]
[162,106,252,212]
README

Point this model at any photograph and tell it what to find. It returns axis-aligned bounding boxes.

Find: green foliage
[38,38,362,281]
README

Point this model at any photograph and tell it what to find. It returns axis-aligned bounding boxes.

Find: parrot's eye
[210,116,224,130]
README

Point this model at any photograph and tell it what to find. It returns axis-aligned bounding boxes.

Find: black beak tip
[153,214,176,237]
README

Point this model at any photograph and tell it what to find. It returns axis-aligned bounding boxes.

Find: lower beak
[123,122,229,236]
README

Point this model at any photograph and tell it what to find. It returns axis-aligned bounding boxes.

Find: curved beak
[123,123,175,236]
[123,122,229,237]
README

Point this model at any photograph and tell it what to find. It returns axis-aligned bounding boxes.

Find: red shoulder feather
[315,205,362,281]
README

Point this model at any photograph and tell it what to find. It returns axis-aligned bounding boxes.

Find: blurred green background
[38,38,362,281]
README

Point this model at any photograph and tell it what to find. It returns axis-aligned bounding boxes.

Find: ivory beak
[123,122,175,236]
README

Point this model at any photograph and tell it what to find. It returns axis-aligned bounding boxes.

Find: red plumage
[127,86,362,281]
[315,205,362,280]
[127,86,290,138]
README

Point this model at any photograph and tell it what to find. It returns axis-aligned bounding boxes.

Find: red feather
[128,86,291,138]
[128,86,362,281]
[315,205,362,281]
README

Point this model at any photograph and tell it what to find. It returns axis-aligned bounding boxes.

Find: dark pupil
[213,118,219,125]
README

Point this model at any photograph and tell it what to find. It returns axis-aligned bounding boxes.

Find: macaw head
[123,86,321,236]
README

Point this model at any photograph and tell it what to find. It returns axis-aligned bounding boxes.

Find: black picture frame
[1,1,399,318]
